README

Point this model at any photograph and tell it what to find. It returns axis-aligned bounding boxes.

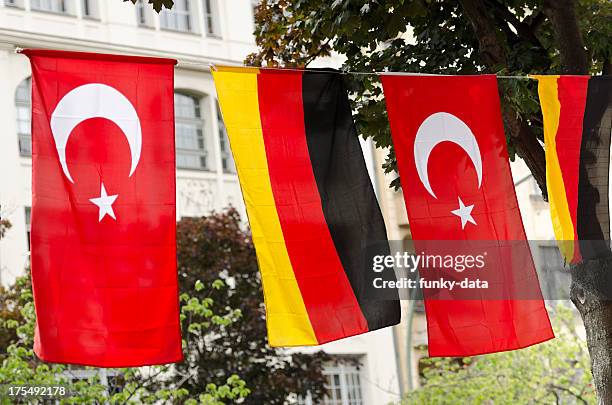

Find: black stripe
[577,76,612,259]
[302,71,400,331]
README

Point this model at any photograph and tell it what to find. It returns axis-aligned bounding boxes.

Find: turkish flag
[381,74,554,356]
[25,50,182,367]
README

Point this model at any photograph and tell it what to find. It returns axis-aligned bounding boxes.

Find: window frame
[5,0,24,8]
[30,0,70,15]
[15,77,32,157]
[323,363,363,405]
[538,242,570,300]
[299,363,363,405]
[216,102,235,174]
[25,207,31,252]
[81,0,98,19]
[62,368,121,397]
[160,0,193,33]
[135,0,154,27]
[203,0,221,37]
[174,91,210,171]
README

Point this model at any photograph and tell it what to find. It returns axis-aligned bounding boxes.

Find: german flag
[534,75,612,263]
[212,67,400,346]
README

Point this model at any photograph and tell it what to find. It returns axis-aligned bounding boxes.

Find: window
[539,244,564,271]
[203,0,221,36]
[31,0,68,13]
[538,244,570,300]
[136,0,153,27]
[15,78,31,156]
[63,368,121,396]
[175,92,208,170]
[296,393,313,405]
[25,207,31,252]
[5,0,24,8]
[217,104,235,173]
[322,364,363,405]
[522,174,545,201]
[81,0,98,18]
[160,0,191,32]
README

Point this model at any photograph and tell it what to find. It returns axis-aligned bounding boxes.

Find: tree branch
[529,11,546,33]
[543,0,589,74]
[549,384,590,405]
[459,0,547,195]
[505,112,548,199]
[304,38,333,67]
[484,0,544,51]
[458,0,506,68]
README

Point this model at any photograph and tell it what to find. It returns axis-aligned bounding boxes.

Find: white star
[451,197,477,229]
[89,182,118,222]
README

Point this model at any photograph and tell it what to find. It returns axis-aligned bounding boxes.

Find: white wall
[0,45,33,285]
[297,327,401,404]
[0,0,256,285]
[510,159,558,274]
[0,0,256,63]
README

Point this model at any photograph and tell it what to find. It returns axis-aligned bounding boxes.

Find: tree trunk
[571,259,612,405]
[460,1,612,403]
[460,0,548,196]
[545,2,612,404]
[502,109,547,200]
[543,0,589,75]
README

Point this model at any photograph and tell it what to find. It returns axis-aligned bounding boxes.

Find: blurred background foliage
[0,209,331,404]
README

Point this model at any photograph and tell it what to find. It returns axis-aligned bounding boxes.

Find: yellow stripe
[212,69,318,346]
[532,75,575,261]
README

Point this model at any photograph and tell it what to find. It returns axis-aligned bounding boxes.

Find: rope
[14,48,535,79]
[208,63,536,79]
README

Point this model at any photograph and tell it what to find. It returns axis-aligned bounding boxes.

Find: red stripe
[256,71,368,344]
[557,76,589,262]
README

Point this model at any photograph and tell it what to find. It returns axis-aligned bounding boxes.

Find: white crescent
[50,83,142,183]
[414,112,482,198]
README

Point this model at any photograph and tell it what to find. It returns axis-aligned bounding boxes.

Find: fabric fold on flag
[212,66,400,347]
[381,73,554,357]
[533,75,612,262]
[25,49,182,367]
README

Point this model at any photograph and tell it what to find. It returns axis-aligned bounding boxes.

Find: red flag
[25,50,182,367]
[381,74,554,356]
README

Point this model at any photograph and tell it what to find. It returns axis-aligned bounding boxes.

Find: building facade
[0,0,255,285]
[0,1,402,404]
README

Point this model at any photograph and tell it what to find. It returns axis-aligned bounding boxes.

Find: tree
[0,219,10,239]
[403,305,595,404]
[0,220,18,359]
[0,209,330,404]
[240,0,611,402]
[126,0,611,400]
[175,209,331,405]
[0,272,250,404]
[0,283,21,363]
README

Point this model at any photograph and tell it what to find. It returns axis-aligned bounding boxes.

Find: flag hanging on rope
[533,75,612,262]
[25,49,182,367]
[381,74,554,357]
[212,66,400,347]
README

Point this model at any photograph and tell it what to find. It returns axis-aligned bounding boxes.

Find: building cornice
[0,28,251,72]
